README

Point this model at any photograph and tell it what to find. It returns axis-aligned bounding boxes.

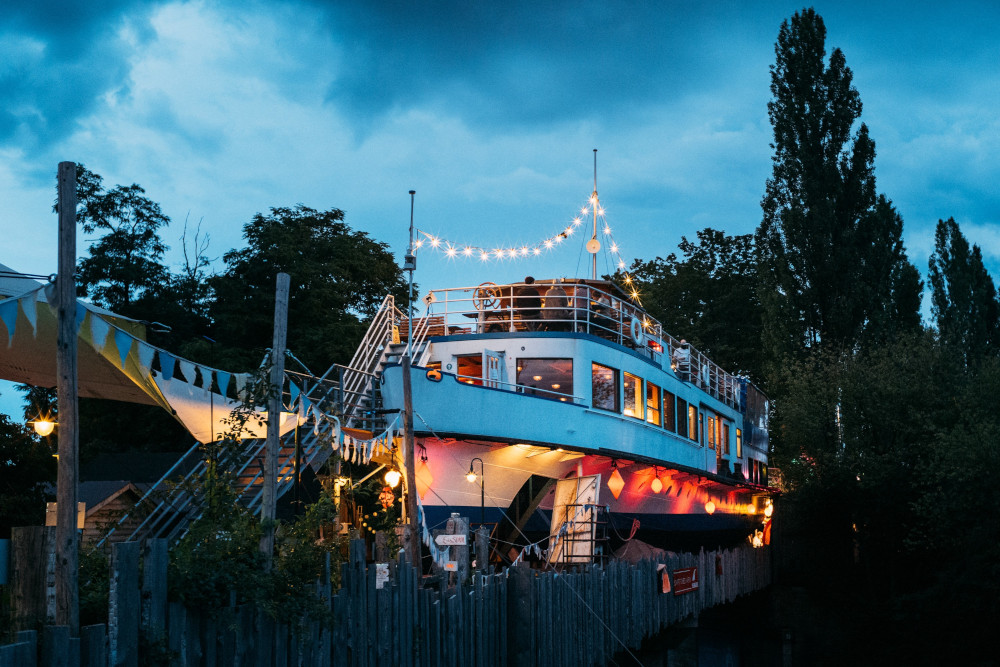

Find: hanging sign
[672,566,699,595]
[435,534,467,546]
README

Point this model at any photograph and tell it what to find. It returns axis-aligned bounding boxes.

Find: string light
[414,194,640,302]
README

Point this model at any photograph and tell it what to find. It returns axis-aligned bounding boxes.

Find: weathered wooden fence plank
[140,538,168,645]
[80,624,106,667]
[109,541,139,667]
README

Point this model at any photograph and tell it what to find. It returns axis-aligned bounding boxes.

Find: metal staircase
[98,295,436,547]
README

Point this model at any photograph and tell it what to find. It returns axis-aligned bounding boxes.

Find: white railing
[422,281,750,411]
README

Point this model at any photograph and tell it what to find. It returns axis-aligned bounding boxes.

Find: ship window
[663,391,676,432]
[676,398,687,436]
[518,358,573,400]
[455,355,483,386]
[623,372,643,419]
[689,406,699,443]
[723,422,731,457]
[646,382,661,426]
[591,363,619,412]
[736,428,742,458]
[707,414,716,450]
[426,361,441,371]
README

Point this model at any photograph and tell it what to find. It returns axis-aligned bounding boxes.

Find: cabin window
[455,355,483,386]
[736,428,742,458]
[676,398,687,436]
[707,414,716,450]
[517,358,573,400]
[663,391,676,432]
[591,363,619,412]
[623,372,643,419]
[689,406,699,443]
[722,422,731,457]
[426,361,442,371]
[646,382,661,426]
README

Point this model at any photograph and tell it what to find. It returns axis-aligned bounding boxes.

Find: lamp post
[466,457,485,525]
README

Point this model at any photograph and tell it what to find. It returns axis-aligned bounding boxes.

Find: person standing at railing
[541,283,570,331]
[514,276,541,331]
[672,339,690,381]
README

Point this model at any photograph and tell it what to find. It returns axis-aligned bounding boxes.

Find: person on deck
[672,339,690,381]
[514,277,541,331]
[541,283,570,331]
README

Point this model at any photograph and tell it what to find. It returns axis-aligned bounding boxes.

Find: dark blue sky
[2,0,999,415]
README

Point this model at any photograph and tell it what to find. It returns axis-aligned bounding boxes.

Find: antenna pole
[402,190,419,567]
[592,149,598,280]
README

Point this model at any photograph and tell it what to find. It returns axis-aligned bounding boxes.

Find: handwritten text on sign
[435,534,467,546]
[672,567,699,595]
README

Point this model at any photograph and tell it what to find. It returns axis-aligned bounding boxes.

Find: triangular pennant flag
[289,382,300,410]
[19,295,37,336]
[159,353,176,381]
[217,372,231,398]
[75,303,87,333]
[178,360,196,384]
[0,300,17,347]
[43,283,56,305]
[90,315,111,352]
[234,373,247,399]
[137,342,155,373]
[114,329,133,368]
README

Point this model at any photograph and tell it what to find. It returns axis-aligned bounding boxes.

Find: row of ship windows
[591,362,743,459]
[445,355,744,460]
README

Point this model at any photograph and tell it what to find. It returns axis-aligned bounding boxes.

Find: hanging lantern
[650,474,663,494]
[705,500,716,515]
[607,462,625,500]
[415,459,434,500]
[379,486,395,510]
[384,468,401,488]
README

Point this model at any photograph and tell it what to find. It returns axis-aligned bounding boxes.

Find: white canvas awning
[0,263,297,444]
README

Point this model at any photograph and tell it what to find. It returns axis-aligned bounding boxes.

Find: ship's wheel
[472,282,501,310]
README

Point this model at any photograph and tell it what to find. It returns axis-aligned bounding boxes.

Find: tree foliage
[757,8,920,357]
[0,409,54,538]
[210,205,410,372]
[630,228,763,380]
[928,217,999,366]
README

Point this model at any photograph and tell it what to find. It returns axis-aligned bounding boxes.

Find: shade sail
[0,263,297,444]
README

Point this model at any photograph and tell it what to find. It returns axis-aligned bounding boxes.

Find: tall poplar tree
[928,217,999,366]
[757,8,921,357]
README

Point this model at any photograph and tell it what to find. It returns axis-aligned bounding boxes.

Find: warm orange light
[415,460,434,500]
[384,469,401,488]
[607,467,625,500]
[33,420,55,437]
[746,504,756,515]
[705,501,716,515]
[466,470,477,484]
[764,502,774,518]
[651,476,663,494]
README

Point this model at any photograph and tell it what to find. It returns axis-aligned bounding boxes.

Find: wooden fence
[2,528,770,666]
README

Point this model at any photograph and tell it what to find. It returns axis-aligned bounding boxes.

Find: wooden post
[9,526,55,631]
[475,526,489,573]
[260,272,290,566]
[55,161,79,634]
[401,352,419,567]
[109,541,139,667]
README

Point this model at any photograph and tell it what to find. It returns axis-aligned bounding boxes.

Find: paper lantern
[704,500,716,515]
[607,467,625,500]
[650,476,663,494]
[415,460,434,500]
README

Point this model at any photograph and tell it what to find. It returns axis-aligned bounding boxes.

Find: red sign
[672,567,699,595]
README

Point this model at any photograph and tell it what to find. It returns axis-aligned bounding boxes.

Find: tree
[70,166,171,318]
[0,408,55,538]
[629,229,763,381]
[757,8,921,358]
[928,217,999,366]
[210,205,410,373]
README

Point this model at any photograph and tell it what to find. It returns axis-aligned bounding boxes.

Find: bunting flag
[114,329,133,368]
[178,360,196,385]
[217,371,231,398]
[137,342,155,373]
[288,381,300,410]
[75,303,87,333]
[20,294,37,336]
[89,314,111,352]
[159,352,176,381]
[234,372,247,398]
[0,299,16,347]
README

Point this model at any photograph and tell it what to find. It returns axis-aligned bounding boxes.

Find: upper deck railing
[402,280,767,416]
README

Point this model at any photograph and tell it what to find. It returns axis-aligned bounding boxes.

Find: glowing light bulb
[705,501,716,514]
[415,240,424,249]
[466,470,477,483]
[520,246,529,255]
[610,243,618,253]
[624,275,632,284]
[582,207,589,215]
[480,251,490,261]
[446,246,457,257]
[573,218,582,226]
[618,261,626,269]
[384,469,402,488]
[463,247,473,256]
[544,240,553,249]
[565,227,574,236]
[493,248,503,258]
[603,225,611,234]
[430,237,440,247]
[598,208,605,216]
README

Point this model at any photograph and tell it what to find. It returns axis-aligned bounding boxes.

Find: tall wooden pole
[260,272,290,568]
[55,161,79,633]
[402,191,420,566]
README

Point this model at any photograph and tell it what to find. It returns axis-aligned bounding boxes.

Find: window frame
[591,362,620,413]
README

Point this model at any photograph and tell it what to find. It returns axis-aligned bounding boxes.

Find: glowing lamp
[764,502,774,518]
[705,501,716,515]
[607,467,625,500]
[384,469,402,489]
[33,420,55,437]
[415,460,434,500]
[746,504,756,515]
[466,469,477,483]
[651,476,663,494]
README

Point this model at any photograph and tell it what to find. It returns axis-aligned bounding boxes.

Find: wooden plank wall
[2,536,770,667]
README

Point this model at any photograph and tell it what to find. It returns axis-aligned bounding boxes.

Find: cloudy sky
[1,0,998,416]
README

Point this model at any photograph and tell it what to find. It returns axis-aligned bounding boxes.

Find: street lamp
[30,419,56,437]
[466,457,485,524]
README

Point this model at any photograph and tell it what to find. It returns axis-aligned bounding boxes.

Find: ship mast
[590,149,599,280]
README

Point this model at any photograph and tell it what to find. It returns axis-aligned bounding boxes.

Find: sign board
[672,567,699,595]
[375,563,389,590]
[45,502,86,530]
[547,475,601,565]
[443,561,458,572]
[435,534,467,546]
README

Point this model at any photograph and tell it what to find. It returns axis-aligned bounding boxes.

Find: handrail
[452,373,586,404]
